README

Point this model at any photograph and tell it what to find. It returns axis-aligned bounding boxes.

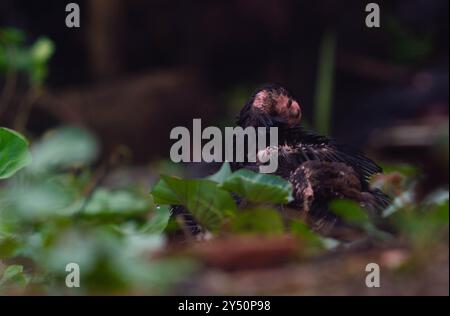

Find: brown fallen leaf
[183,234,299,271]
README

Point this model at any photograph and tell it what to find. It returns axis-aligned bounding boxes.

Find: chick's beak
[287,100,302,126]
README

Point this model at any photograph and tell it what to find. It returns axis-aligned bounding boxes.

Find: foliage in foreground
[0,126,194,294]
[0,125,448,294]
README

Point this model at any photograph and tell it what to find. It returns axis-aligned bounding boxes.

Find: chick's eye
[287,99,292,108]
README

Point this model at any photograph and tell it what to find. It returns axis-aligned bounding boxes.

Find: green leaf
[151,178,181,205]
[30,62,48,84]
[84,189,150,217]
[329,199,391,240]
[231,208,284,234]
[0,30,54,84]
[141,205,171,234]
[30,37,54,64]
[380,163,418,178]
[154,175,237,231]
[0,265,26,287]
[29,37,54,84]
[433,200,450,223]
[392,200,449,246]
[329,199,369,225]
[38,226,118,277]
[0,234,21,258]
[207,162,232,184]
[290,220,327,254]
[121,231,165,257]
[29,126,99,172]
[290,220,323,246]
[6,177,78,219]
[0,47,30,73]
[0,127,32,179]
[220,169,293,204]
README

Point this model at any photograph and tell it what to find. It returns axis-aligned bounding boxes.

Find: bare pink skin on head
[252,90,302,127]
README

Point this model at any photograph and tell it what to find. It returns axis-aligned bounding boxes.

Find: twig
[0,37,17,118]
[14,86,43,133]
[0,70,17,118]
[74,145,131,216]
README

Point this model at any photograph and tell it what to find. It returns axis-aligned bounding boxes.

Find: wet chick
[235,83,390,224]
[172,83,390,239]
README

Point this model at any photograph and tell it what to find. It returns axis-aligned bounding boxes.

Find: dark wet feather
[280,127,382,185]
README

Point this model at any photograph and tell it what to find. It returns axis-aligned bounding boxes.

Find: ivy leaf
[0,127,32,179]
[220,169,293,204]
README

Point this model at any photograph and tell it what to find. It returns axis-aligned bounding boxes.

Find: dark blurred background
[1,0,448,166]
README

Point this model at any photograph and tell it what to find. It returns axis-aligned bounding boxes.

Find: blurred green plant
[29,126,99,173]
[329,199,392,240]
[0,126,31,293]
[1,125,448,294]
[231,208,285,235]
[314,31,335,136]
[0,127,32,179]
[0,125,197,295]
[220,169,293,204]
[0,27,54,85]
[0,27,55,131]
[0,264,28,288]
